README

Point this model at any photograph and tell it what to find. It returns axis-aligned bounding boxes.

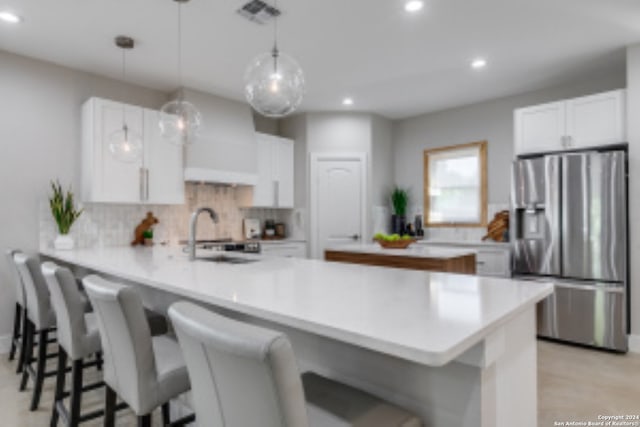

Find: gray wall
[393,70,626,212]
[0,50,167,345]
[252,111,280,136]
[626,45,640,338]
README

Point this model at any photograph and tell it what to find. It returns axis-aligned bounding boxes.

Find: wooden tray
[374,238,416,249]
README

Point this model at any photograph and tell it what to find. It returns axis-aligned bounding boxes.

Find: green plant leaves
[49,180,83,235]
[391,187,409,216]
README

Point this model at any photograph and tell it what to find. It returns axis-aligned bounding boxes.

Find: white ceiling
[0,0,639,119]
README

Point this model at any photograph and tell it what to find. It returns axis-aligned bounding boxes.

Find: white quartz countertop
[41,246,552,367]
[326,243,476,259]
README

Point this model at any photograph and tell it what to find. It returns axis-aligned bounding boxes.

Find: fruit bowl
[374,238,416,249]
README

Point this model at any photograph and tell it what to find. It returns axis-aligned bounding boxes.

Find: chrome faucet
[188,207,219,261]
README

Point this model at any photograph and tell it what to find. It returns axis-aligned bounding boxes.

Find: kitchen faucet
[188,207,219,261]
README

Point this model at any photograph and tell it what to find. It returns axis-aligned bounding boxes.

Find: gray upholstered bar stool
[42,261,110,427]
[13,252,59,410]
[83,275,193,427]
[168,301,423,427]
[5,249,27,373]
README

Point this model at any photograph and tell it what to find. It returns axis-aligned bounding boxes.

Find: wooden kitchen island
[325,243,477,274]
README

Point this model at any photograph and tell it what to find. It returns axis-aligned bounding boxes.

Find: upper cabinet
[238,133,294,208]
[81,97,184,204]
[514,89,626,156]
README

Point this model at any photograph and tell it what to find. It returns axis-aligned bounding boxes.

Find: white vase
[54,234,74,250]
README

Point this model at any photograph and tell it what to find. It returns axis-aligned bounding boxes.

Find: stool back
[168,301,309,427]
[42,262,93,359]
[5,249,25,307]
[13,253,52,330]
[82,275,156,411]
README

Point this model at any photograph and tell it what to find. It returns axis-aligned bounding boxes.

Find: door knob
[351,234,359,241]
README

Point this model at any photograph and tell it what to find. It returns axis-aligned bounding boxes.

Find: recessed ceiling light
[404,0,424,13]
[0,11,22,24]
[471,58,487,69]
[342,97,354,106]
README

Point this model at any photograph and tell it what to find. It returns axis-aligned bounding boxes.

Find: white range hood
[177,88,258,186]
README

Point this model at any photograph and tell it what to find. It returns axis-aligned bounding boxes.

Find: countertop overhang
[41,246,553,367]
[325,243,476,259]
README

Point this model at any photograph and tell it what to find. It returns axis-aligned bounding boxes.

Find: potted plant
[390,187,409,234]
[49,180,83,250]
[142,229,154,246]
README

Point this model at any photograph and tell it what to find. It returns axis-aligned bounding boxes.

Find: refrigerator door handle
[551,281,624,293]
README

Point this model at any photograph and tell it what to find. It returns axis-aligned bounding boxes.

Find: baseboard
[629,334,640,353]
[0,334,11,354]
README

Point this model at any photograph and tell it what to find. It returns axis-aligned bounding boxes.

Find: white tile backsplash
[40,183,300,249]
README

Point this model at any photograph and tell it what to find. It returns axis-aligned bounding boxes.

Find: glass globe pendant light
[244,0,305,118]
[159,0,202,145]
[108,36,143,163]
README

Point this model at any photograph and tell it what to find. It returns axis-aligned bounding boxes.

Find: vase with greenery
[49,180,83,250]
[390,187,409,234]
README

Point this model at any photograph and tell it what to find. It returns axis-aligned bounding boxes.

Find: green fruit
[390,234,401,241]
[402,235,412,240]
[374,233,385,240]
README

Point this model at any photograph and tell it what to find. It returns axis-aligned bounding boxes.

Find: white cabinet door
[261,243,307,258]
[82,98,144,203]
[246,133,295,208]
[476,249,511,277]
[274,139,294,208]
[566,90,626,149]
[143,109,184,204]
[514,101,566,155]
[253,135,275,207]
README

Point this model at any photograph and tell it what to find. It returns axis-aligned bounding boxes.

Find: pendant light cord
[272,0,279,72]
[121,45,126,128]
[177,2,183,101]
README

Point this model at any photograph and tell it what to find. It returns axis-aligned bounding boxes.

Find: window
[423,141,487,227]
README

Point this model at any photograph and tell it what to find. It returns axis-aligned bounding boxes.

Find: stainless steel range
[511,146,628,351]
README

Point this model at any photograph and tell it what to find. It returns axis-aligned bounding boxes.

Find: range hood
[177,88,258,186]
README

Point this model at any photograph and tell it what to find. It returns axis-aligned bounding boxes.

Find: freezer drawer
[537,281,627,351]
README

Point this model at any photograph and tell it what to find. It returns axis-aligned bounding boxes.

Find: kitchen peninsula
[42,246,553,427]
[325,244,477,274]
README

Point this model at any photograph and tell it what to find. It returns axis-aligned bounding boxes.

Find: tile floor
[0,340,638,426]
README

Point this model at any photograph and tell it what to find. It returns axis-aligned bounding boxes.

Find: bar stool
[168,301,423,427]
[83,275,193,427]
[13,252,59,410]
[5,249,27,372]
[42,261,109,427]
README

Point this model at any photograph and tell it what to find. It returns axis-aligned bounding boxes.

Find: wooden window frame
[423,141,488,228]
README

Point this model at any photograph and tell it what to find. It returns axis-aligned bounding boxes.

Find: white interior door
[310,153,367,259]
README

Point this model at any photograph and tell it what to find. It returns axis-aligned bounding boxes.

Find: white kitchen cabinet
[143,109,184,204]
[514,89,626,156]
[417,241,511,277]
[239,133,294,208]
[261,242,307,258]
[565,90,625,149]
[81,97,184,204]
[475,249,511,278]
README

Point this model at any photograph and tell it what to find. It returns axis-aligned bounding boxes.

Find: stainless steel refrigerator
[511,149,628,352]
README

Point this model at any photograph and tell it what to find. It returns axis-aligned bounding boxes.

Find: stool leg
[50,349,68,427]
[19,320,34,391]
[96,351,103,371]
[9,303,21,361]
[30,329,49,410]
[16,309,29,374]
[104,385,116,427]
[161,403,170,425]
[137,414,151,427]
[68,359,83,426]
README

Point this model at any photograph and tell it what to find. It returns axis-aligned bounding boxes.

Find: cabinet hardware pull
[139,168,145,201]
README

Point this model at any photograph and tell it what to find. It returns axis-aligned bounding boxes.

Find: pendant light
[244,0,305,118]
[108,36,143,163]
[159,0,202,146]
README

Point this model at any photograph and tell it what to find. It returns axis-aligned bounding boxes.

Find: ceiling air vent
[237,0,281,25]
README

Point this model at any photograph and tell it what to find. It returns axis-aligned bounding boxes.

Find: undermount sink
[195,255,258,264]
